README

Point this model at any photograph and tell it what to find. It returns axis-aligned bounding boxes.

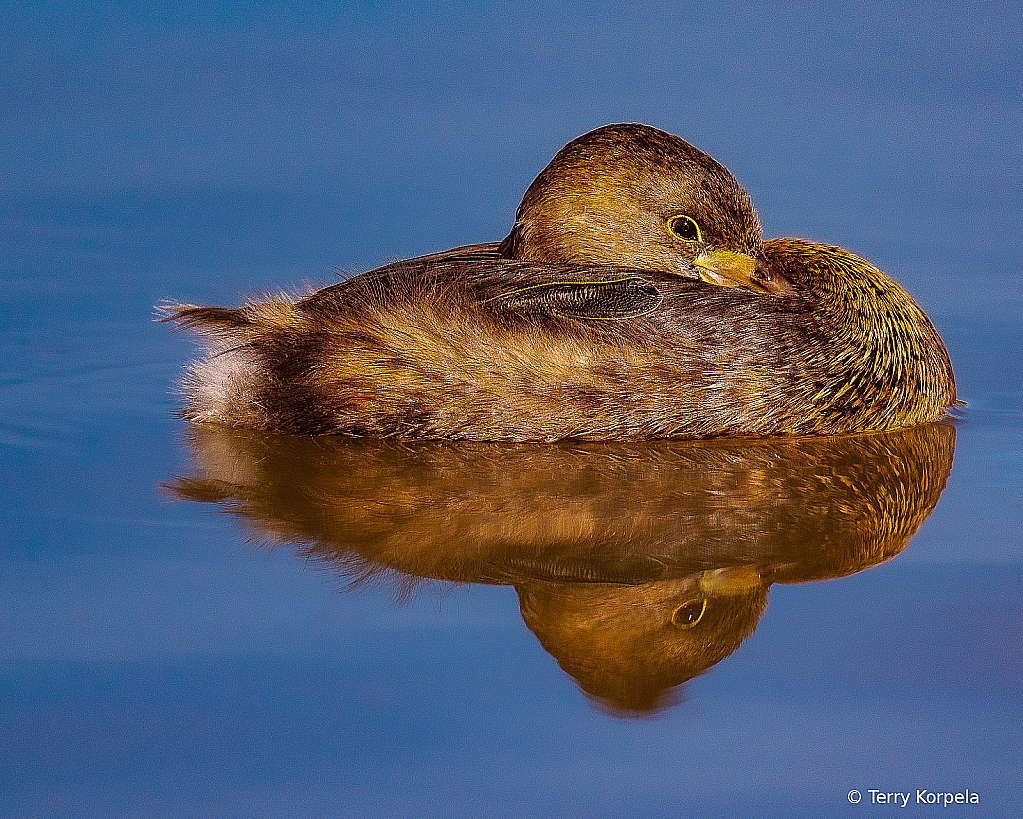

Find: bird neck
[766,238,924,333]
[764,238,956,414]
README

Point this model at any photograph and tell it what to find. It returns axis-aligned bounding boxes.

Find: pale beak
[693,249,793,294]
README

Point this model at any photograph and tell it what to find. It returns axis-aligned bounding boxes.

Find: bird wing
[404,242,506,263]
[479,276,664,320]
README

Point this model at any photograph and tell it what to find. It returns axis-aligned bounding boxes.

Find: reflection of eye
[668,214,703,243]
[671,598,707,628]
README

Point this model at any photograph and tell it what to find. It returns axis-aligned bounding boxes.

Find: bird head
[500,123,790,294]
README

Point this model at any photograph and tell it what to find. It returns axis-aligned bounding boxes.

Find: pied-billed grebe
[162,124,956,441]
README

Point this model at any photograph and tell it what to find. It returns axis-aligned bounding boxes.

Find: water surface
[2,3,1021,817]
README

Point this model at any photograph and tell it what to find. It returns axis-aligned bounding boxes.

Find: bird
[161,123,956,441]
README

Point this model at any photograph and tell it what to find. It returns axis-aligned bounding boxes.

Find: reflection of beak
[698,565,763,596]
[693,250,793,295]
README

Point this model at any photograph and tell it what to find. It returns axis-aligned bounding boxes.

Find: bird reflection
[168,423,954,716]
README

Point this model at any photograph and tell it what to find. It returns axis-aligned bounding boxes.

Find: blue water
[2,2,1021,817]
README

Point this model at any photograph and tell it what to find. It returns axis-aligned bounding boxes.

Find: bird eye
[671,598,707,629]
[668,214,703,243]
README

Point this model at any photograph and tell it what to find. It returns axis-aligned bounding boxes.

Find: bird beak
[693,250,793,294]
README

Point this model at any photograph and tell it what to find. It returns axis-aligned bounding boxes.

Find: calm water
[2,3,1021,817]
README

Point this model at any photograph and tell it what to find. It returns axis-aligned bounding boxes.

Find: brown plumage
[161,124,956,441]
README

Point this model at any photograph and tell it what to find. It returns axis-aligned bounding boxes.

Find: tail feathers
[157,302,256,333]
[159,300,287,429]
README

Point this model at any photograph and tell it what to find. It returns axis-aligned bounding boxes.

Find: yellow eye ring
[667,214,703,243]
[671,598,707,629]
